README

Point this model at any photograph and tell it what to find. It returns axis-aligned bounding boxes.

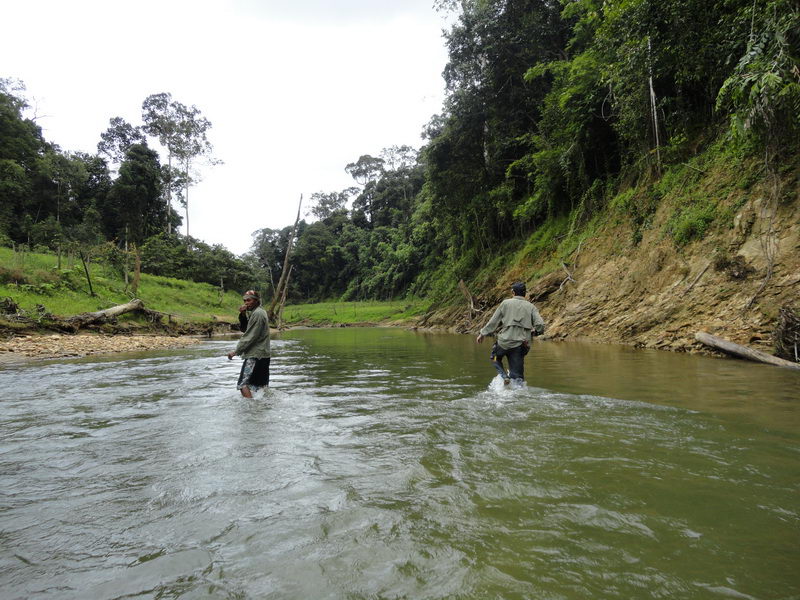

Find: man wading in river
[476,282,545,385]
[227,291,270,397]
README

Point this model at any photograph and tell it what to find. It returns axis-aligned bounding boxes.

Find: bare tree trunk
[124,231,129,290]
[166,153,173,234]
[268,267,276,301]
[131,246,141,295]
[269,194,302,320]
[648,37,662,174]
[276,265,293,330]
[68,299,145,328]
[184,157,190,240]
[695,332,800,370]
[79,251,95,297]
[458,279,482,323]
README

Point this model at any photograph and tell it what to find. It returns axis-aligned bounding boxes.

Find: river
[1,328,798,599]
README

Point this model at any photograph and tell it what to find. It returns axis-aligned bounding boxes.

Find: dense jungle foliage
[2,0,798,305]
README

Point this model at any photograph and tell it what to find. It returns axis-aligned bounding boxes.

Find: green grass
[0,246,243,322]
[280,299,430,326]
[520,214,570,257]
[0,247,430,326]
[666,201,718,245]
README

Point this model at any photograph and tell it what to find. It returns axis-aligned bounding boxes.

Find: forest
[1,0,798,306]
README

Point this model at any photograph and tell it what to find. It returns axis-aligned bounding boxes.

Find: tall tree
[0,81,45,244]
[346,155,386,226]
[379,145,417,171]
[173,102,216,239]
[716,0,800,159]
[425,0,570,251]
[247,227,284,292]
[309,187,358,220]
[106,143,165,245]
[141,93,183,234]
[97,117,145,166]
[345,155,385,187]
[141,93,218,238]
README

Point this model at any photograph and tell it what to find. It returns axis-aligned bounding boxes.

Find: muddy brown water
[1,328,798,599]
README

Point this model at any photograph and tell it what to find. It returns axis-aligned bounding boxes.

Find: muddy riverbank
[421,191,799,362]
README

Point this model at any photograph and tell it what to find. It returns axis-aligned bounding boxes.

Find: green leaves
[715,0,799,152]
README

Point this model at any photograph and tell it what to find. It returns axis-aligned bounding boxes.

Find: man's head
[511,281,526,297]
[242,290,260,309]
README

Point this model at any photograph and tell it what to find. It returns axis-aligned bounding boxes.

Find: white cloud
[2,0,450,254]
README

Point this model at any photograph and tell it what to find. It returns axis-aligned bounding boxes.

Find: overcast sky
[2,0,452,255]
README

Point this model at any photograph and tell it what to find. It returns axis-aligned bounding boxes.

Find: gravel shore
[0,334,203,363]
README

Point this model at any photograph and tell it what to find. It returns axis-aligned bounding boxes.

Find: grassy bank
[280,299,430,326]
[0,246,243,323]
[0,247,430,330]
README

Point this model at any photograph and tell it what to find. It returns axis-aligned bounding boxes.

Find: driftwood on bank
[67,299,148,328]
[0,297,233,338]
[694,331,800,370]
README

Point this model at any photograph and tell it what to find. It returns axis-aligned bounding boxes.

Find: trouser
[490,342,529,381]
[237,357,271,390]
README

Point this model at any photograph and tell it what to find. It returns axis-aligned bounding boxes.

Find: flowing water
[1,328,798,599]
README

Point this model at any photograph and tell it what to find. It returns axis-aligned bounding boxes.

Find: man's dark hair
[511,281,526,296]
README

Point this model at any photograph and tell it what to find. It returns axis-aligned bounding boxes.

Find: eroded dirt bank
[421,190,799,359]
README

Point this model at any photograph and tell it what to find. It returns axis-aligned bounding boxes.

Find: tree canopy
[2,0,797,303]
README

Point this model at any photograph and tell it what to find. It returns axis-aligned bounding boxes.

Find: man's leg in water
[237,359,256,398]
[490,343,511,383]
[506,345,526,381]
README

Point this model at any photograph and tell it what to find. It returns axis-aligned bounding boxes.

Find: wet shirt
[235,306,271,358]
[480,296,545,349]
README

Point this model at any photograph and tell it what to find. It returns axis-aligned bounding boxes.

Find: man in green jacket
[227,290,271,397]
[476,282,545,385]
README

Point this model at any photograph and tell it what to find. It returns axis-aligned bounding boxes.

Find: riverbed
[0,333,202,362]
[1,328,798,599]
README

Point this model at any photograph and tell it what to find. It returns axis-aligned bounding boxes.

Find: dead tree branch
[559,262,576,291]
[68,299,146,328]
[684,262,711,293]
[269,194,302,321]
[695,332,800,370]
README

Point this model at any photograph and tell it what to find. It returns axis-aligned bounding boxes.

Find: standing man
[476,281,545,385]
[227,290,270,397]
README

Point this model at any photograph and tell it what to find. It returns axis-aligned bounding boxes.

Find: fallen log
[694,331,800,370]
[68,299,146,328]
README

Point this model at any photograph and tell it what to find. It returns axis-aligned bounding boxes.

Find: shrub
[0,266,26,284]
[668,202,717,245]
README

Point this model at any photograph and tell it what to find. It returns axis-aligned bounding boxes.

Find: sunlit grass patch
[281,299,429,326]
[0,246,243,321]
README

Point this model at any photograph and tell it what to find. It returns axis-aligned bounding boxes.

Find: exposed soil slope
[423,170,799,358]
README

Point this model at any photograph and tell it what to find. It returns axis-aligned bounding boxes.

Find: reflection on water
[0,328,798,599]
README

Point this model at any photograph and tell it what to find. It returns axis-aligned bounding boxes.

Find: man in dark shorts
[227,290,270,397]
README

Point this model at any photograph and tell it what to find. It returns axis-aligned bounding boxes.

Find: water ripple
[0,332,798,599]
